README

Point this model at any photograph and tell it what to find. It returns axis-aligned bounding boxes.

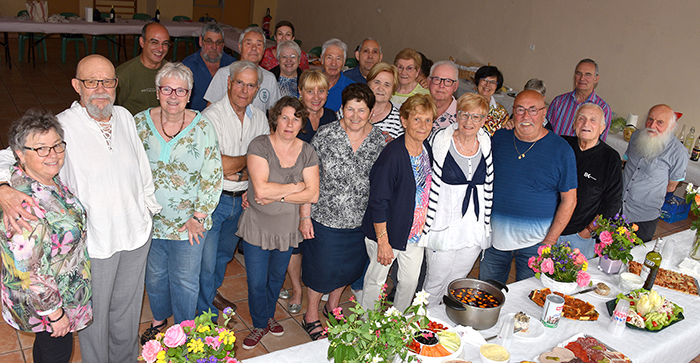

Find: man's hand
[502,118,515,130]
[0,184,37,231]
[241,191,249,209]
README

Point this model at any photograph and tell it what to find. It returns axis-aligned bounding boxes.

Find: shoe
[267,318,284,336]
[321,293,329,301]
[352,289,363,303]
[322,305,332,319]
[288,303,302,314]
[242,327,269,349]
[302,314,327,341]
[140,319,167,346]
[212,292,237,313]
[279,288,292,300]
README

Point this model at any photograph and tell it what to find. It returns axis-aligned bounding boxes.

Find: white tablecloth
[0,16,201,37]
[246,229,700,363]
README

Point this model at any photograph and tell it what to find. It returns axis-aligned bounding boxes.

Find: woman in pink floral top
[0,110,90,363]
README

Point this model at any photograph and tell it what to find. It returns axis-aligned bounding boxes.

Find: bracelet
[377,229,387,239]
[300,216,310,221]
[0,182,9,188]
[48,308,65,323]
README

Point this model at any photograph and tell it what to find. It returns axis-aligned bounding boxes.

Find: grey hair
[321,38,347,60]
[238,27,266,48]
[228,60,263,87]
[155,62,194,90]
[201,23,225,40]
[429,60,459,80]
[524,78,547,98]
[575,103,606,127]
[8,109,65,157]
[276,40,301,60]
[577,58,599,76]
[358,37,382,54]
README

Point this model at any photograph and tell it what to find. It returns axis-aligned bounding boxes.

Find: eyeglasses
[202,38,224,47]
[396,65,416,73]
[429,77,456,87]
[280,54,298,61]
[76,78,117,89]
[457,111,486,122]
[23,141,66,157]
[480,78,498,86]
[514,106,547,116]
[158,86,190,97]
[231,79,257,91]
[149,39,172,48]
[575,71,596,80]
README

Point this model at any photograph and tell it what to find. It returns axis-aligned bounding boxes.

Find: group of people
[0,17,688,363]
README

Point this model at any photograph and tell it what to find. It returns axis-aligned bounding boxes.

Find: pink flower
[225,358,239,363]
[594,243,604,257]
[141,340,163,363]
[528,256,540,273]
[349,295,356,302]
[332,307,344,319]
[599,231,613,245]
[180,320,195,329]
[205,335,221,350]
[577,271,591,287]
[163,324,186,348]
[575,253,587,265]
[541,258,554,275]
[537,245,547,256]
[573,248,580,255]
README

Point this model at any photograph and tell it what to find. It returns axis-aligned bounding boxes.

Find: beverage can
[541,294,565,328]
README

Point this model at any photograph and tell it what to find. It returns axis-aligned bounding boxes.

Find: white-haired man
[322,38,355,111]
[623,104,688,242]
[428,60,460,129]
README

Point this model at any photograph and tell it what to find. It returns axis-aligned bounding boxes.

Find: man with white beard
[622,104,688,242]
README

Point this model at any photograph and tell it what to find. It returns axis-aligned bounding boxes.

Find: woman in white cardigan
[421,93,494,307]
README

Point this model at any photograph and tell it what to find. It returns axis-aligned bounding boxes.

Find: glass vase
[690,233,700,261]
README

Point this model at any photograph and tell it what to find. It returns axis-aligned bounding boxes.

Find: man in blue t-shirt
[479,90,578,285]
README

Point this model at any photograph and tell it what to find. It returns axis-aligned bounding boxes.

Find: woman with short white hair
[272,40,303,98]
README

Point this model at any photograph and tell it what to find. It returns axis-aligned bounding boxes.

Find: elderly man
[479,90,577,284]
[343,38,382,84]
[204,27,280,112]
[0,54,160,363]
[623,104,688,242]
[428,60,460,129]
[116,22,170,115]
[547,59,612,141]
[558,103,622,258]
[322,38,355,111]
[182,23,236,112]
[198,60,270,320]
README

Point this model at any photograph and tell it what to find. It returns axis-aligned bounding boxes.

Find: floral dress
[0,166,91,333]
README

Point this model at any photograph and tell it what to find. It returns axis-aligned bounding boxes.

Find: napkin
[678,257,700,280]
[452,325,487,347]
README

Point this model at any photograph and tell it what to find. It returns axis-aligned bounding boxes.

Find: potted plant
[685,183,700,260]
[528,242,590,294]
[593,213,644,273]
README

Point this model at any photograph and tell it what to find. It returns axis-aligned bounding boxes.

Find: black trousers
[634,218,660,243]
[33,331,73,363]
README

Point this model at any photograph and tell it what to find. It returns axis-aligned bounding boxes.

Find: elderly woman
[271,40,303,98]
[237,96,319,349]
[321,38,355,112]
[300,83,388,340]
[421,93,494,307]
[391,48,430,107]
[361,94,436,312]
[474,65,509,135]
[135,62,223,344]
[1,109,90,363]
[259,20,310,71]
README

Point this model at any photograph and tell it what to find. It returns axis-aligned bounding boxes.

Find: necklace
[348,126,369,146]
[370,102,390,123]
[160,108,185,139]
[454,133,478,155]
[513,134,538,159]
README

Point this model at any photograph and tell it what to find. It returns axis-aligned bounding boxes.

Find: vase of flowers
[528,242,590,294]
[326,284,430,363]
[685,183,700,260]
[593,213,644,273]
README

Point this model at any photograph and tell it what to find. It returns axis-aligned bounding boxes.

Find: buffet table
[246,229,700,363]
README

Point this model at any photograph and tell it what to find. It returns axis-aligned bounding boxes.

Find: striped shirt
[336,102,404,139]
[546,90,612,141]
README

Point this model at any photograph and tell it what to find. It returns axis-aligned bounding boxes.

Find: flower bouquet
[139,308,238,363]
[326,285,430,363]
[528,243,590,292]
[685,183,700,259]
[593,213,643,264]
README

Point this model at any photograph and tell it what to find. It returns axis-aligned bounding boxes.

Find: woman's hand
[49,309,70,337]
[377,240,394,266]
[241,191,249,209]
[178,216,206,245]
[299,218,314,239]
[254,196,276,206]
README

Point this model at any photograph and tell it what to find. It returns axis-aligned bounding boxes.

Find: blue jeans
[197,194,243,317]
[478,244,541,285]
[557,233,595,259]
[146,236,205,323]
[243,240,293,329]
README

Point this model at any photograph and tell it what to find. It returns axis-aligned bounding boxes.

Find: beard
[202,51,223,63]
[84,92,115,120]
[634,127,674,159]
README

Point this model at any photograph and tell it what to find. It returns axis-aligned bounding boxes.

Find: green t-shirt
[116,57,162,115]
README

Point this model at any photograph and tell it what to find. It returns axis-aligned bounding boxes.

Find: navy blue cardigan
[361,135,433,251]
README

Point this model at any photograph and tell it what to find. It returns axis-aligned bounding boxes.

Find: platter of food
[405,318,463,361]
[627,261,699,295]
[605,288,684,332]
[534,333,631,363]
[529,288,599,321]
[579,281,617,299]
[497,312,544,339]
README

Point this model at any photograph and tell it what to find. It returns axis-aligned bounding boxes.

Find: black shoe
[140,319,167,346]
[212,292,237,313]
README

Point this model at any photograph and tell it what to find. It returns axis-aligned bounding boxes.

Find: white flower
[375,321,382,328]
[412,290,430,307]
[372,356,384,363]
[384,306,400,317]
[686,183,694,193]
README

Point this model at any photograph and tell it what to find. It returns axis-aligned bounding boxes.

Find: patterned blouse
[310,121,389,229]
[135,109,223,240]
[483,101,510,135]
[1,166,91,333]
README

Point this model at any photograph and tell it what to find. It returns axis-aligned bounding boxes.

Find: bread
[594,282,611,296]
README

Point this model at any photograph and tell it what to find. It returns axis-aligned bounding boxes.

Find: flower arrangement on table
[139,308,238,363]
[326,284,430,363]
[592,213,643,264]
[684,183,700,259]
[528,242,591,287]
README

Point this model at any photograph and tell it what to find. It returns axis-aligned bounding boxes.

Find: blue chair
[132,13,151,58]
[91,12,116,60]
[17,10,47,63]
[59,12,89,63]
[171,16,196,61]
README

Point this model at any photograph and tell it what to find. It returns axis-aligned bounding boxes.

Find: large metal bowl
[442,278,508,330]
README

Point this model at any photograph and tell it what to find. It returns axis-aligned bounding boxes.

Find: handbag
[25,0,49,23]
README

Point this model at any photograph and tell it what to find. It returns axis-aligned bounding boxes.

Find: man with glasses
[0,54,161,362]
[182,23,235,111]
[547,58,612,141]
[343,38,383,84]
[116,22,171,115]
[428,61,460,129]
[479,90,577,285]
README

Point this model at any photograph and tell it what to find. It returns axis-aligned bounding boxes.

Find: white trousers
[423,245,481,307]
[361,238,424,312]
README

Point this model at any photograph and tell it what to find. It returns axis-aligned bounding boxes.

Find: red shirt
[259,46,310,71]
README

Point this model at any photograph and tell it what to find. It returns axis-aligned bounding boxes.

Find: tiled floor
[1,34,699,363]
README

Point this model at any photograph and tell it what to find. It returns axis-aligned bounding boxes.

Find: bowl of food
[443,279,508,330]
[619,272,644,293]
[479,343,510,363]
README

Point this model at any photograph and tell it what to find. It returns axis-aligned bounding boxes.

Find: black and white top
[336,102,404,139]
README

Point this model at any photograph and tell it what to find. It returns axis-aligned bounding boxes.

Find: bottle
[607,299,629,336]
[677,124,686,141]
[691,136,700,162]
[684,126,695,154]
[109,5,115,23]
[641,238,663,290]
[155,7,160,22]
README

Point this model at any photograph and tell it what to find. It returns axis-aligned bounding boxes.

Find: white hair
[238,26,266,48]
[228,60,263,87]
[276,40,301,60]
[429,60,459,80]
[321,38,347,60]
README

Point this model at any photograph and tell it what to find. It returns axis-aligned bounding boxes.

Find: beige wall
[277,0,700,130]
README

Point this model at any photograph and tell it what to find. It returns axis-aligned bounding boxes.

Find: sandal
[322,305,333,319]
[140,318,167,345]
[302,314,326,341]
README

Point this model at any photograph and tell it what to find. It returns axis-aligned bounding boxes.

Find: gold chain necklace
[513,134,538,159]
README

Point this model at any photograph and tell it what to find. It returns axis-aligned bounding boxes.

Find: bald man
[622,104,688,242]
[0,54,161,362]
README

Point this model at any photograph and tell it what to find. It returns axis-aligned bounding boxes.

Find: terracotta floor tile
[0,351,25,363]
[231,330,268,360]
[0,323,21,354]
[259,317,312,353]
[223,257,246,278]
[280,286,309,318]
[17,331,33,350]
[218,275,249,302]
[217,307,249,332]
[232,300,290,329]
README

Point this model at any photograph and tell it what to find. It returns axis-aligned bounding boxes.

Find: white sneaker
[352,289,363,303]
[321,293,329,301]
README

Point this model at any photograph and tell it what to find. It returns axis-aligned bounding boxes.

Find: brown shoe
[212,292,237,313]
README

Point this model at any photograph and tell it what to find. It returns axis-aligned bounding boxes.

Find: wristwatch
[193,216,205,224]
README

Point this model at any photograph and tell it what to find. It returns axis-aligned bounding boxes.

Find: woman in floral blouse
[1,109,90,363]
[474,65,510,135]
[135,62,223,344]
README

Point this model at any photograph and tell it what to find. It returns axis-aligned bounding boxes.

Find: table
[246,229,700,363]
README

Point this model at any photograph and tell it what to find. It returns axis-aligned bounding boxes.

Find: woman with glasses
[421,93,494,307]
[271,40,303,98]
[135,62,223,344]
[474,65,509,135]
[391,48,430,107]
[1,109,91,363]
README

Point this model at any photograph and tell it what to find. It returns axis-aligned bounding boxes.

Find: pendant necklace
[455,134,478,155]
[160,108,185,139]
[513,134,538,159]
